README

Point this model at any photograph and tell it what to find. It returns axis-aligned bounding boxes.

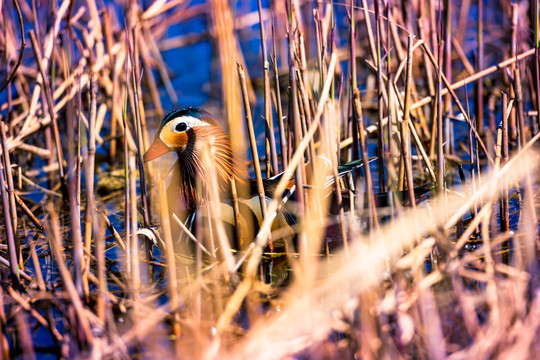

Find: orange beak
[144,136,170,162]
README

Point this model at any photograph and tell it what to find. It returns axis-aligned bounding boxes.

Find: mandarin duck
[144,107,297,250]
[144,107,377,250]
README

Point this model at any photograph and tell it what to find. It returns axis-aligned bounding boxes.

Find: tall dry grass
[0,0,539,359]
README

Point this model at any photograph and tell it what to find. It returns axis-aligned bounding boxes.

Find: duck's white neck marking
[161,115,210,139]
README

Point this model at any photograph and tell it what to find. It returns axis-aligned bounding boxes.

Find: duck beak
[144,136,170,162]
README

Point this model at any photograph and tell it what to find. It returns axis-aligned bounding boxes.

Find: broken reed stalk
[237,63,272,249]
[401,35,416,209]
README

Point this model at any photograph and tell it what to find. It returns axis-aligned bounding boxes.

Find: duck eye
[175,122,187,132]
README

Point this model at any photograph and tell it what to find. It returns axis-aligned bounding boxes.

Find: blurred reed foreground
[0,0,540,358]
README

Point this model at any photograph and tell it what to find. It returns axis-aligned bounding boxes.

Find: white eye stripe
[169,116,210,133]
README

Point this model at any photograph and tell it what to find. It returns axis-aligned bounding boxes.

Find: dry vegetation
[0,0,539,358]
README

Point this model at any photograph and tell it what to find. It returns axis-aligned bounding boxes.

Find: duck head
[144,107,246,208]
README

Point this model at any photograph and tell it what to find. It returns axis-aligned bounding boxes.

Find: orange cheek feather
[161,127,188,149]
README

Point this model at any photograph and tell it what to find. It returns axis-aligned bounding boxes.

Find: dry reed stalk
[324,106,349,256]
[27,235,46,291]
[123,86,131,277]
[418,6,436,98]
[0,132,19,289]
[271,18,287,169]
[0,123,18,249]
[14,309,36,359]
[209,0,245,158]
[476,0,484,132]
[0,137,17,269]
[401,35,416,209]
[0,288,9,358]
[257,0,278,176]
[126,26,152,273]
[501,93,510,234]
[509,3,519,143]
[513,62,528,148]
[157,176,181,351]
[101,212,127,251]
[129,153,140,322]
[296,67,317,165]
[141,24,178,108]
[350,0,360,166]
[421,41,494,166]
[228,135,540,358]
[95,216,108,324]
[436,24,445,196]
[29,30,67,193]
[171,213,209,256]
[138,36,163,120]
[386,3,396,175]
[374,0,386,193]
[535,0,540,134]
[287,4,309,267]
[390,80,437,183]
[83,76,98,301]
[237,63,270,247]
[203,144,236,276]
[353,88,379,229]
[0,0,24,95]
[361,0,377,64]
[451,37,475,75]
[411,47,537,111]
[443,0,453,149]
